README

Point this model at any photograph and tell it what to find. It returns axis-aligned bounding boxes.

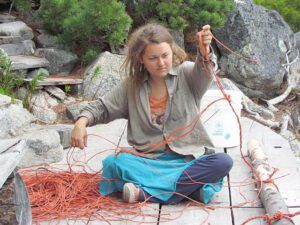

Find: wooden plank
[38,203,160,225]
[228,117,300,208]
[233,207,300,225]
[289,208,300,225]
[0,138,20,154]
[242,117,300,207]
[159,204,232,225]
[37,119,160,224]
[227,145,261,207]
[0,140,27,189]
[233,207,267,225]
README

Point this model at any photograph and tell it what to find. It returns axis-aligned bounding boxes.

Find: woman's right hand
[70,117,89,149]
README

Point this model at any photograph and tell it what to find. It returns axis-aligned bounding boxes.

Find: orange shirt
[149,94,168,127]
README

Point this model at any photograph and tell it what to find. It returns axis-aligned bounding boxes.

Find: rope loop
[265,213,272,224]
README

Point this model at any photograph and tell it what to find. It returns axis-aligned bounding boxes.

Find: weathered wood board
[233,207,267,225]
[0,140,27,189]
[37,203,160,225]
[159,204,232,225]
[30,117,300,224]
[232,207,300,225]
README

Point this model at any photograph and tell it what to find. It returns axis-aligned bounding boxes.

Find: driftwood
[263,50,300,111]
[247,139,295,225]
[242,96,280,128]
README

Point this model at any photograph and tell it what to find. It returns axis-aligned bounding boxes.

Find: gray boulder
[19,129,63,167]
[215,0,295,98]
[0,95,35,138]
[0,21,34,41]
[30,90,59,124]
[34,48,78,74]
[83,51,126,99]
[295,32,300,50]
[26,68,49,79]
[36,30,59,48]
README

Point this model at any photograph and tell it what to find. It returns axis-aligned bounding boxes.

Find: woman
[71,23,233,204]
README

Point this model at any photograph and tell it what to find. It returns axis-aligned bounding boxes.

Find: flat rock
[24,76,83,86]
[0,13,17,23]
[0,39,35,56]
[0,36,22,45]
[10,55,50,70]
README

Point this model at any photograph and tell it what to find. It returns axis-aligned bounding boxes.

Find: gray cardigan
[78,52,218,158]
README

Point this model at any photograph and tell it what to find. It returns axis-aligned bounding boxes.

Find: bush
[184,0,235,30]
[82,48,100,65]
[37,0,132,57]
[254,0,300,32]
[0,49,24,98]
[12,0,32,13]
[0,49,45,108]
[123,0,235,31]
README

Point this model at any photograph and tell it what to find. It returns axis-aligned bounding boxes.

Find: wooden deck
[40,117,300,224]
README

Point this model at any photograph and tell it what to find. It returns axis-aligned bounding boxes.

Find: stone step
[0,36,22,45]
[0,40,35,56]
[10,55,50,70]
[24,75,83,86]
[0,21,33,41]
[0,14,17,23]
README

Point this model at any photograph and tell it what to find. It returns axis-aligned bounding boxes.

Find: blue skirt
[99,152,195,201]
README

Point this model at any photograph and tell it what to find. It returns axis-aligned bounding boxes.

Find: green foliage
[156,0,187,31]
[0,49,45,109]
[254,0,300,32]
[12,0,32,13]
[0,49,24,97]
[184,0,235,30]
[82,48,100,65]
[123,0,235,31]
[28,71,44,93]
[89,66,101,100]
[91,66,101,80]
[23,71,45,109]
[64,85,71,94]
[37,0,132,56]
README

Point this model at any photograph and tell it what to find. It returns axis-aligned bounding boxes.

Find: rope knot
[273,211,283,220]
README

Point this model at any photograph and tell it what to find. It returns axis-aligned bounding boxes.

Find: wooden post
[247,139,295,225]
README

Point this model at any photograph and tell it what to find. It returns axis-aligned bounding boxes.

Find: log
[247,139,295,225]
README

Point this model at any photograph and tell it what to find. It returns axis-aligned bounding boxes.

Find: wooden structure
[2,117,299,224]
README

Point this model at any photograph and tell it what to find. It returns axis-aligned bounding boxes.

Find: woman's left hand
[196,25,213,60]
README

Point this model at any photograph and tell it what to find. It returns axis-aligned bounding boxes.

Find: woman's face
[141,42,173,82]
